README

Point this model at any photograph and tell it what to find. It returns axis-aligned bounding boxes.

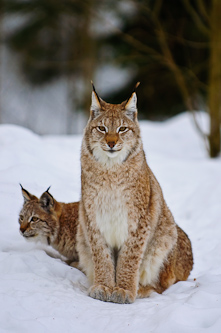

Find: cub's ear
[40,188,54,211]
[90,81,102,119]
[124,82,140,120]
[20,184,37,202]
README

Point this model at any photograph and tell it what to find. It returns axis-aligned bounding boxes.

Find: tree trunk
[208,0,221,157]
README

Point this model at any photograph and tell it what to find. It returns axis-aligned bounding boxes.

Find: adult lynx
[19,185,79,266]
[78,83,193,304]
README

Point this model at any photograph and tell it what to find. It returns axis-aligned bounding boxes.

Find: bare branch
[196,0,210,24]
[116,31,165,63]
[182,0,210,36]
[148,7,209,146]
[163,32,209,49]
[85,4,166,64]
[88,0,209,149]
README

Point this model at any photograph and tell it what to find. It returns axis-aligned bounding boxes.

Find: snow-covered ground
[0,112,221,333]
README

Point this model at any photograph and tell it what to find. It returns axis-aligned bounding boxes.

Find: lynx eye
[31,216,38,222]
[97,126,106,133]
[118,126,128,133]
[19,215,24,221]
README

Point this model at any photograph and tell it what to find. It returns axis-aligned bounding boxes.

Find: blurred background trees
[1,0,220,157]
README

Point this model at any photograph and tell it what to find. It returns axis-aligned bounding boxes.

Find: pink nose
[107,141,116,148]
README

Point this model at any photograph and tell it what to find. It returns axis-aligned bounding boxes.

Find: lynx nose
[20,225,27,234]
[20,226,25,233]
[107,141,116,149]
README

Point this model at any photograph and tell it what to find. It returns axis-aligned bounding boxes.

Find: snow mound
[0,112,221,333]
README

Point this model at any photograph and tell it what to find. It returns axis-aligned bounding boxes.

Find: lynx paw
[110,287,136,304]
[88,284,112,302]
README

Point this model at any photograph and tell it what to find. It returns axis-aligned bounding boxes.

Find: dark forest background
[2,0,221,157]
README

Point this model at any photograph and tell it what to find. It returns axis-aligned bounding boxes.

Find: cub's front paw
[88,284,112,302]
[110,287,136,304]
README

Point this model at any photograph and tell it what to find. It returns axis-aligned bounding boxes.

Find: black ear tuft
[90,81,102,119]
[46,186,51,193]
[134,81,140,91]
[20,184,37,202]
[122,82,140,120]
[40,191,54,210]
[91,80,101,104]
[124,82,140,105]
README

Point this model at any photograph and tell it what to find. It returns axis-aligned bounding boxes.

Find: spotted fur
[77,83,193,304]
[19,186,79,267]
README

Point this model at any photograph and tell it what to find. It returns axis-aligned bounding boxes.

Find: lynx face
[85,86,141,167]
[19,187,58,243]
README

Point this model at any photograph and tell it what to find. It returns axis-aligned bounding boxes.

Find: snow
[0,112,221,333]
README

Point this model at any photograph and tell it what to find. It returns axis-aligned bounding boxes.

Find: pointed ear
[124,92,137,120]
[40,189,54,211]
[90,81,102,119]
[20,184,37,202]
[124,82,140,121]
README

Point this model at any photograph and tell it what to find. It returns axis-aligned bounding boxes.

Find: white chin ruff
[93,146,129,167]
[105,151,120,158]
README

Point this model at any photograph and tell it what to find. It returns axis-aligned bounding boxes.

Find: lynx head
[83,82,142,167]
[18,185,61,244]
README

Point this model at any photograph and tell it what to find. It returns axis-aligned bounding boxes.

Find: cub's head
[18,185,60,244]
[83,82,142,166]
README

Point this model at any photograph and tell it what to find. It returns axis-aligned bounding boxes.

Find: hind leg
[137,228,193,300]
[175,226,193,281]
[137,252,177,298]
[159,258,177,290]
[137,283,164,298]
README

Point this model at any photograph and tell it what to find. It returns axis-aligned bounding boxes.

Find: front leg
[83,214,115,302]
[88,233,115,302]
[111,229,148,304]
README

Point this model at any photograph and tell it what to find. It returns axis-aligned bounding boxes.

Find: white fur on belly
[95,190,128,249]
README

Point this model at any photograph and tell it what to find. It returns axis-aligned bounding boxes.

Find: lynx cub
[19,185,79,266]
[77,82,193,304]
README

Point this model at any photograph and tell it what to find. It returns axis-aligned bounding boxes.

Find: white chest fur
[95,189,128,249]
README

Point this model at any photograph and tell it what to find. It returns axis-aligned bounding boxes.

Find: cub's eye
[118,127,127,133]
[19,215,23,221]
[31,216,38,222]
[97,126,106,133]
